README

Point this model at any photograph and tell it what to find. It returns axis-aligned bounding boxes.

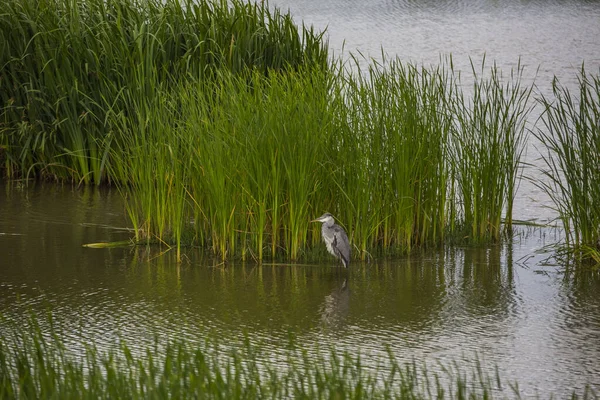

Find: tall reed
[450,59,532,242]
[95,55,532,261]
[1,0,536,259]
[325,56,454,257]
[108,83,191,262]
[183,68,333,261]
[0,0,328,183]
[534,67,600,262]
[107,67,334,261]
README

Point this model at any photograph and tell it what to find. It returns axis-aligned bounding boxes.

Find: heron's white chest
[321,225,336,257]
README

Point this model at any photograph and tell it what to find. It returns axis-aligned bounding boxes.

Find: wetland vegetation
[534,69,600,265]
[1,0,599,397]
[0,316,596,399]
[1,0,599,264]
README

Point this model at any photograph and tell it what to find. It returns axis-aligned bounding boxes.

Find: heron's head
[311,212,335,224]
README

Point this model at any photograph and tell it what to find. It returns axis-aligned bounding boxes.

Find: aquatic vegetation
[104,56,534,261]
[105,68,335,261]
[450,59,533,242]
[0,0,328,184]
[0,0,548,260]
[108,84,192,261]
[1,318,595,399]
[534,67,600,265]
[328,56,454,255]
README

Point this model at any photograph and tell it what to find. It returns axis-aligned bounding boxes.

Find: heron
[311,213,350,268]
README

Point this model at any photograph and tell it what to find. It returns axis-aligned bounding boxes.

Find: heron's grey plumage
[311,213,350,268]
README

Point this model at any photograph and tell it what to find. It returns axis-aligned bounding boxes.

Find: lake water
[1,182,599,397]
[2,0,600,397]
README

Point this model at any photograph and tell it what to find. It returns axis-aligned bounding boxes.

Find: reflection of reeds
[3,317,593,398]
[535,68,600,264]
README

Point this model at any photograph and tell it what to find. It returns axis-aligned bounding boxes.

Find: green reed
[107,60,454,261]
[180,68,333,261]
[1,0,537,260]
[108,84,192,262]
[325,55,454,257]
[3,317,594,399]
[450,59,532,242]
[104,68,333,261]
[77,55,531,261]
[534,67,600,263]
[0,0,327,184]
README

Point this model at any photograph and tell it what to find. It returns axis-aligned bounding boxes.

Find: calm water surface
[2,1,600,397]
[1,183,600,397]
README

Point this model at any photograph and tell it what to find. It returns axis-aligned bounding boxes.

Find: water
[2,0,600,397]
[274,0,600,85]
[1,183,600,397]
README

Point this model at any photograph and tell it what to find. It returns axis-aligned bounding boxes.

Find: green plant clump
[535,67,600,265]
[1,0,539,261]
[106,56,533,262]
[451,59,532,242]
[0,0,328,183]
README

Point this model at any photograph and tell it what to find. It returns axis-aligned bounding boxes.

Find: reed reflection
[447,244,519,319]
[557,269,600,352]
[344,246,520,335]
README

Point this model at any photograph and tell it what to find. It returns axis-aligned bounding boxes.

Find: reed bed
[108,68,335,261]
[2,318,595,399]
[450,59,532,242]
[327,56,454,256]
[1,0,538,261]
[534,68,600,264]
[105,57,533,261]
[0,0,327,183]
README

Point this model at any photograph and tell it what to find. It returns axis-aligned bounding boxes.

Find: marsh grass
[3,317,595,399]
[326,55,454,257]
[450,59,533,243]
[108,83,192,262]
[107,68,334,261]
[1,0,538,260]
[0,0,327,184]
[534,67,600,264]
[68,55,533,261]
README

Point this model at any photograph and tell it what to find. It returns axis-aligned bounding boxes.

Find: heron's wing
[332,226,351,267]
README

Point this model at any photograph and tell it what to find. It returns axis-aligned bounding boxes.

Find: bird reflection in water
[320,277,350,328]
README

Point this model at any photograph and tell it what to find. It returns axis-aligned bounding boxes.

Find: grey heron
[311,213,350,268]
